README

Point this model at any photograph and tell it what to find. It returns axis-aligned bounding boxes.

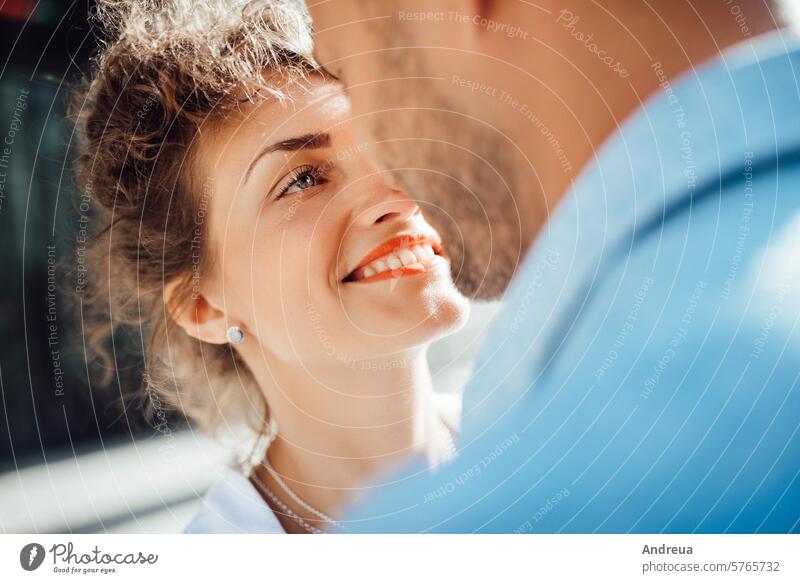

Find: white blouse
[183,464,285,534]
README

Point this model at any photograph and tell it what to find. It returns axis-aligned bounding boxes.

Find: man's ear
[163,278,230,345]
[473,0,493,18]
[462,0,498,23]
[459,0,508,45]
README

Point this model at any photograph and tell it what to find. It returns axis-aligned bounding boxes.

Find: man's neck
[507,1,781,223]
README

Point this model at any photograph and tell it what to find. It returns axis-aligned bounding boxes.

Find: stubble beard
[364,92,526,301]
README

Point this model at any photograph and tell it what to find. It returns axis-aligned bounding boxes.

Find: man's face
[308,0,531,300]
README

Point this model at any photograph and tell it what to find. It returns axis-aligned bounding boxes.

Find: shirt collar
[184,464,285,534]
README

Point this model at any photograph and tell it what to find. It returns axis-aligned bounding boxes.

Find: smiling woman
[72,0,469,534]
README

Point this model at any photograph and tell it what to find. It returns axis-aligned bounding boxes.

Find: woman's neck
[247,348,453,532]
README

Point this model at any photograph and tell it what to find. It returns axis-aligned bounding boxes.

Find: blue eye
[276,165,326,198]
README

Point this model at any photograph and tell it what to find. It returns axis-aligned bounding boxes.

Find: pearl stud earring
[226,326,245,345]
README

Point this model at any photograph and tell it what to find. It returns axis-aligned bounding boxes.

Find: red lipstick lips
[343,233,443,283]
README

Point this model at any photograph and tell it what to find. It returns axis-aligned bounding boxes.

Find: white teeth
[416,244,434,260]
[350,241,440,281]
[398,248,417,266]
[386,254,402,270]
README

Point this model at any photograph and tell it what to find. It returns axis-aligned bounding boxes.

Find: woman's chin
[343,288,470,344]
[427,292,471,338]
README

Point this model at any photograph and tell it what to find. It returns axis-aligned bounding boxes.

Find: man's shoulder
[543,156,800,384]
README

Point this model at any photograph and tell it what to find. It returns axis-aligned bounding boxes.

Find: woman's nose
[357,187,420,226]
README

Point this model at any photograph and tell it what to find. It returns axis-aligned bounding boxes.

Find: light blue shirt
[346,30,800,533]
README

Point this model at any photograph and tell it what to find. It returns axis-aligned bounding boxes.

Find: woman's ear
[163,278,230,345]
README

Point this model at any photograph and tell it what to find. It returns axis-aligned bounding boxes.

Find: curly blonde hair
[71,0,318,437]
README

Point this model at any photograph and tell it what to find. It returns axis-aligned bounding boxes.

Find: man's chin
[452,245,519,301]
[429,217,520,301]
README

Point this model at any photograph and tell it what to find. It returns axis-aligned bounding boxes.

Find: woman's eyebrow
[245,132,331,184]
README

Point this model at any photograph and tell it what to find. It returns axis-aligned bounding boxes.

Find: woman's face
[197,78,469,368]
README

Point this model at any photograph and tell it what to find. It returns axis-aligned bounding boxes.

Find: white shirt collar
[184,464,285,534]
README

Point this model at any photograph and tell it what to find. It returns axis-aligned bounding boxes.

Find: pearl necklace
[252,423,458,534]
[261,455,346,531]
[249,471,326,534]
[441,422,459,459]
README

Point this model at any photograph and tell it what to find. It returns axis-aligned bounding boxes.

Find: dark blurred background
[0,1,222,534]
[0,0,155,471]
